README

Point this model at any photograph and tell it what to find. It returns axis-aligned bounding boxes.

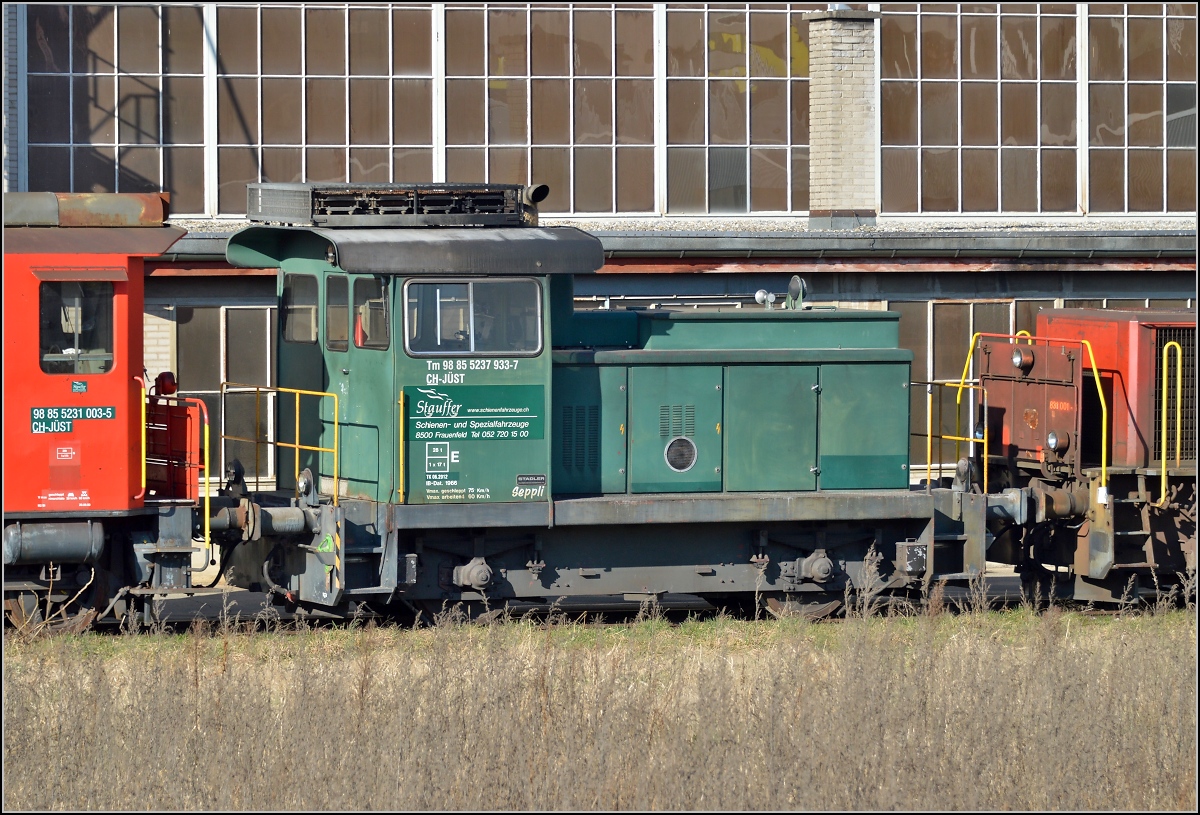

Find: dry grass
[4,608,1196,811]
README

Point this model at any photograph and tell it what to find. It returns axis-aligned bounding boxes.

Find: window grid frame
[880,5,1085,216]
[21,3,1197,219]
[879,3,1197,217]
[442,4,662,215]
[663,4,811,215]
[23,4,208,201]
[1086,4,1197,214]
[212,4,436,214]
[219,304,278,487]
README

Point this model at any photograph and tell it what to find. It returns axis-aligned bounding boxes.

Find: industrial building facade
[4,3,1196,485]
[6,3,1196,218]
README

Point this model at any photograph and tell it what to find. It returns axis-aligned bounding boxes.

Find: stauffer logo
[415,388,462,418]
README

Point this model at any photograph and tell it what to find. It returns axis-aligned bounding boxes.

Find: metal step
[932,570,982,580]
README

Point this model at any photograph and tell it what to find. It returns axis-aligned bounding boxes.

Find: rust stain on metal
[1023,408,1039,429]
[5,226,186,255]
[55,192,169,228]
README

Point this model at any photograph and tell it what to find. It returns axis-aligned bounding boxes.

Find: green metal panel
[629,366,722,493]
[818,363,911,489]
[597,367,629,493]
[551,366,627,495]
[638,310,901,351]
[723,365,818,492]
[337,322,395,502]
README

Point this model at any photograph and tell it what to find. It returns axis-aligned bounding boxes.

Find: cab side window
[404,279,541,356]
[406,282,469,353]
[282,274,318,344]
[353,277,390,350]
[39,281,114,374]
[326,275,349,352]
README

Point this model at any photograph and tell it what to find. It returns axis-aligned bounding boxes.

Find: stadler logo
[414,388,462,418]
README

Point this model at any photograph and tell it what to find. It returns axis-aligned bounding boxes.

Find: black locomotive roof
[226,225,604,276]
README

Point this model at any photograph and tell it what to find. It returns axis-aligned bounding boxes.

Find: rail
[914,380,989,495]
[1155,340,1183,508]
[220,383,340,506]
[957,332,1108,496]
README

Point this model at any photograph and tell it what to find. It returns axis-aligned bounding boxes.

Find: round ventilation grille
[664,437,698,472]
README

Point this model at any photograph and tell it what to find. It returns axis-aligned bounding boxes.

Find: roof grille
[247,182,536,227]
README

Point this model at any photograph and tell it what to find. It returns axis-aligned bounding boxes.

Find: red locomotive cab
[2,193,185,515]
[1037,308,1197,470]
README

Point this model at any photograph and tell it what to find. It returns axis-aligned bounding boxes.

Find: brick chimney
[805,9,881,229]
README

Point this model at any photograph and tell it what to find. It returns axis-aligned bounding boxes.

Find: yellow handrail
[919,381,989,495]
[1155,341,1183,508]
[220,383,340,506]
[133,376,148,500]
[956,332,1108,493]
[397,392,405,502]
[181,396,212,555]
[142,392,211,554]
[1015,329,1033,344]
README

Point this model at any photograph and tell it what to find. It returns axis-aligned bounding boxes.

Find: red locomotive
[3,193,209,629]
[975,308,1196,602]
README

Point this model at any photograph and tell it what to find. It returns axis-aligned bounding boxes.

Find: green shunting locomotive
[212,182,981,618]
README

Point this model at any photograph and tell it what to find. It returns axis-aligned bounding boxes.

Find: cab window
[353,277,390,350]
[326,275,349,352]
[282,274,318,344]
[404,279,541,356]
[39,281,114,374]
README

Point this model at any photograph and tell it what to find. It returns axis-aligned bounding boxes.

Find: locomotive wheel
[4,592,45,631]
[763,594,843,620]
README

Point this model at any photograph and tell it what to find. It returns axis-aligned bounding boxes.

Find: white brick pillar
[805,9,880,229]
[143,306,177,385]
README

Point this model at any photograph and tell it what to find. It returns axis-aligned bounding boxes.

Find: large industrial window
[282,273,318,344]
[38,281,115,374]
[24,5,205,212]
[174,304,277,490]
[404,278,541,356]
[23,2,1195,219]
[1086,4,1197,212]
[213,5,435,215]
[665,5,814,213]
[880,4,1197,214]
[894,300,1012,480]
